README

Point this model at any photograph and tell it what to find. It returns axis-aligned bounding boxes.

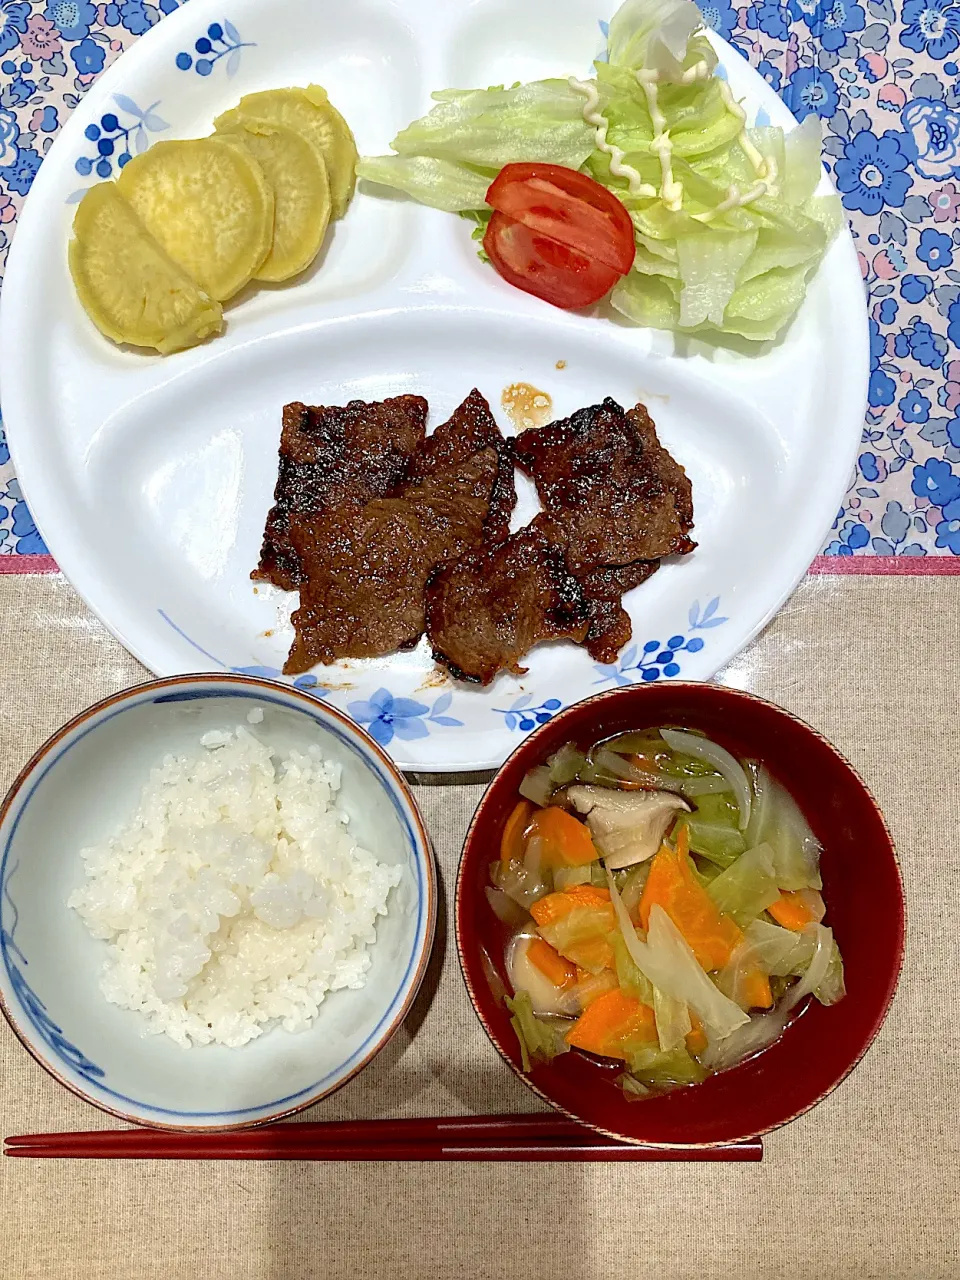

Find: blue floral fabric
[0,0,958,559]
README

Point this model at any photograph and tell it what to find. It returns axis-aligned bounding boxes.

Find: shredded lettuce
[359,79,598,183]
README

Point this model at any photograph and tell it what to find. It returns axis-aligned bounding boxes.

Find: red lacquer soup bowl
[455,683,905,1147]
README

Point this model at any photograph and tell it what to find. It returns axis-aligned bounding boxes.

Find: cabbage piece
[815,940,846,1006]
[553,865,593,890]
[390,80,598,168]
[623,1042,707,1088]
[611,929,655,1002]
[491,857,550,910]
[679,773,733,798]
[741,918,815,976]
[547,741,587,786]
[505,991,571,1070]
[653,984,691,1051]
[536,904,615,974]
[706,843,780,927]
[355,155,492,211]
[747,765,822,890]
[606,869,749,1040]
[682,823,745,866]
[660,730,751,829]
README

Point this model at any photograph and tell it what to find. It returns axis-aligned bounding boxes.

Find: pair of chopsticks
[5,1113,762,1161]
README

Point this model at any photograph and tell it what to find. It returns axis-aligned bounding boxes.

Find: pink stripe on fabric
[0,555,59,574]
[808,555,960,576]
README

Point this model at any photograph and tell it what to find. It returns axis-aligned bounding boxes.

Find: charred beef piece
[513,398,694,661]
[408,388,515,544]
[426,516,590,686]
[576,559,659,664]
[626,403,694,537]
[254,394,428,590]
[512,397,695,572]
[284,448,500,673]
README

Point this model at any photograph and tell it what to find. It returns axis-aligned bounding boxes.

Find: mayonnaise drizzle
[568,76,656,198]
[571,59,781,223]
[635,68,683,211]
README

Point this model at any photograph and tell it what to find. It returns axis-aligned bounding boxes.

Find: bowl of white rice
[0,675,436,1130]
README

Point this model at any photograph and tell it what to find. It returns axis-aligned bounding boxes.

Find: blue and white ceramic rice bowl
[0,674,436,1130]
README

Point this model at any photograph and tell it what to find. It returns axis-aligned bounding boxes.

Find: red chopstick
[4,1114,762,1162]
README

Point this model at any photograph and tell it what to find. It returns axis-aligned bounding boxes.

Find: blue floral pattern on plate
[0,858,105,1079]
[157,609,322,690]
[175,19,252,76]
[593,597,728,686]
[492,695,563,732]
[347,688,463,747]
[66,90,167,196]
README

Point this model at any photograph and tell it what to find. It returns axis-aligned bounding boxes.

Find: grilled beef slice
[426,516,590,685]
[284,448,500,672]
[254,394,428,590]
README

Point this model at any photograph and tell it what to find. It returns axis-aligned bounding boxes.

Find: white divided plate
[0,0,868,771]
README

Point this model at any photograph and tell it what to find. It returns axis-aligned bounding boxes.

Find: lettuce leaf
[355,155,492,211]
[390,80,598,169]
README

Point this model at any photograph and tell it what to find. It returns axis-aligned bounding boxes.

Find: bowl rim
[0,672,438,1132]
[455,681,905,1148]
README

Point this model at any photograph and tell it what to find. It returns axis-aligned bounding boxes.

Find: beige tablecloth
[0,572,956,1280]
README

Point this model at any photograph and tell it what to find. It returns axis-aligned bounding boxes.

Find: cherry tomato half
[486,162,635,274]
[482,210,624,310]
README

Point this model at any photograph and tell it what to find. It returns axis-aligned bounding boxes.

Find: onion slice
[660,728,752,830]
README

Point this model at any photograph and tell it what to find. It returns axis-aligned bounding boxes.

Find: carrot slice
[529,884,611,926]
[685,1010,708,1056]
[526,936,576,989]
[638,840,742,971]
[768,889,826,932]
[565,988,657,1059]
[530,886,616,972]
[500,799,534,866]
[741,969,774,1010]
[527,806,598,868]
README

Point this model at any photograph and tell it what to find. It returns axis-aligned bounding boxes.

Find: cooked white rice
[68,718,402,1048]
